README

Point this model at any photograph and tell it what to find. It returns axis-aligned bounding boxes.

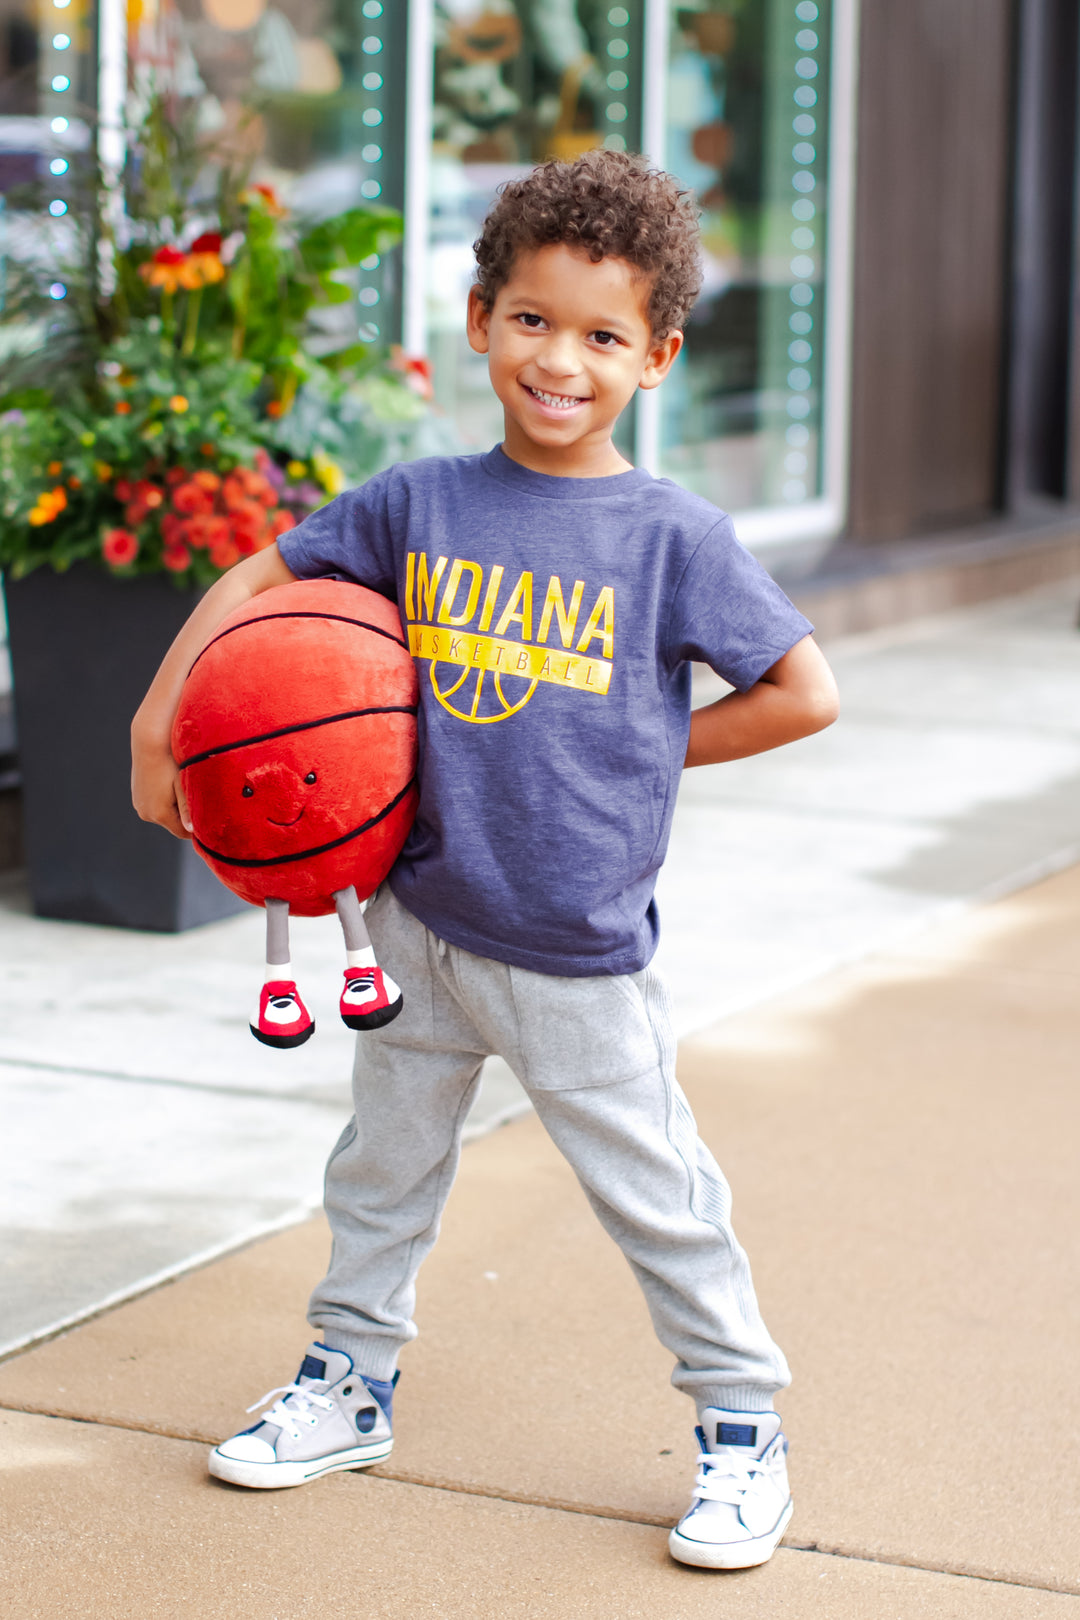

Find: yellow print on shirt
[405,552,614,724]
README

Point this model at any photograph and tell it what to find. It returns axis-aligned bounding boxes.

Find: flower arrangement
[0,96,436,585]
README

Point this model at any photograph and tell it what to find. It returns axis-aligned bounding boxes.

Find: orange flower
[241,183,286,218]
[200,443,216,456]
[94,461,113,482]
[28,486,67,525]
[47,460,63,476]
[192,470,221,493]
[67,476,81,490]
[139,245,202,294]
[115,401,131,415]
[169,395,190,414]
[102,527,139,566]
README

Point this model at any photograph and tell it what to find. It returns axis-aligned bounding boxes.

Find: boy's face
[466,244,682,475]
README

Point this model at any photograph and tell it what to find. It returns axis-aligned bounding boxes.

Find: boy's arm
[684,634,838,768]
[131,546,298,839]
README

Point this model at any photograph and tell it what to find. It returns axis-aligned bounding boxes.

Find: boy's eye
[518,313,544,328]
[592,330,619,347]
[304,771,317,785]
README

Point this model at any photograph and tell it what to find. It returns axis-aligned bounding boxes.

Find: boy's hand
[130,546,298,837]
[685,634,838,768]
[131,738,192,840]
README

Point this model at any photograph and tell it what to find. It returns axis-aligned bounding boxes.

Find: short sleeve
[276,467,398,600]
[666,516,814,690]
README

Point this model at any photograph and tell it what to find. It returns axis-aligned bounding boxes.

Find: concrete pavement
[3,576,1080,1358]
[1,862,1079,1614]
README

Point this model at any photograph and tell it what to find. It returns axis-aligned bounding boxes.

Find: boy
[132,150,838,1571]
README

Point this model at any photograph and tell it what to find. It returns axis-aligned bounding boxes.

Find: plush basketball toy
[172,578,419,1048]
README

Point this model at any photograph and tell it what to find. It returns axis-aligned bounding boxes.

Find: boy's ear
[638,329,684,392]
[466,286,492,355]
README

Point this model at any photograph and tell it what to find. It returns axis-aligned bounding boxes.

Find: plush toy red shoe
[252,981,315,1048]
[340,965,403,1031]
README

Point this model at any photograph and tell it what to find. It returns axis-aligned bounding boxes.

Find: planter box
[4,565,245,931]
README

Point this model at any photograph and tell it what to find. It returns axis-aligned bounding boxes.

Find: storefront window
[660,0,831,517]
[427,0,645,449]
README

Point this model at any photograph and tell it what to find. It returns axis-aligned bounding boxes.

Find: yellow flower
[287,460,307,479]
[169,395,190,413]
[312,450,345,496]
[79,431,96,447]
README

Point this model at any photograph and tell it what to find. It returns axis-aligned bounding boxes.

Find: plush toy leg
[250,898,315,1049]
[334,886,404,1031]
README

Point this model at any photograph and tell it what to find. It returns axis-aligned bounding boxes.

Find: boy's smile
[467,243,682,478]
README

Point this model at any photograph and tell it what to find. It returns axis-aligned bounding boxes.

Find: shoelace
[246,1382,334,1442]
[691,1448,769,1506]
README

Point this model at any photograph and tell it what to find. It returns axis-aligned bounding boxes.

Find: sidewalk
[2,860,1078,1615]
[4,577,1080,1359]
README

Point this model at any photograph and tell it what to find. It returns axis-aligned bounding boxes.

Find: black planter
[4,564,246,931]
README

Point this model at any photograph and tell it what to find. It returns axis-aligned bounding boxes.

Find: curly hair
[473,149,702,339]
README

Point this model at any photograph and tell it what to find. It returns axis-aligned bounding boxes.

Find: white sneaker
[668,1410,792,1569]
[209,1343,394,1489]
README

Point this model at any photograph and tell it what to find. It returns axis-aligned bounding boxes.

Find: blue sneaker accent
[717,1421,758,1447]
[299,1353,328,1381]
[360,1373,396,1425]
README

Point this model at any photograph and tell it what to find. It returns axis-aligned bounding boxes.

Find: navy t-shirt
[278,447,812,977]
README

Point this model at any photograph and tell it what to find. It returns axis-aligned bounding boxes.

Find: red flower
[154,245,186,265]
[166,467,188,487]
[160,513,187,546]
[115,401,131,415]
[102,528,139,567]
[135,480,164,509]
[210,537,242,570]
[190,232,223,254]
[163,542,192,572]
[124,500,149,526]
[172,480,214,516]
[186,514,230,550]
[114,479,134,501]
[269,509,296,537]
[193,469,221,493]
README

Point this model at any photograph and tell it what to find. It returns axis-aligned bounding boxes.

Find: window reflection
[429,0,643,450]
[662,0,830,513]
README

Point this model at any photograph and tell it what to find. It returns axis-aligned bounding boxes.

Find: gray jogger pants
[308,886,791,1415]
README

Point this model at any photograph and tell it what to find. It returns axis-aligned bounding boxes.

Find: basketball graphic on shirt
[427,659,539,724]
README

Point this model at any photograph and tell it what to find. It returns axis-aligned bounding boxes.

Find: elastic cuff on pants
[314,1329,402,1383]
[692,1386,783,1419]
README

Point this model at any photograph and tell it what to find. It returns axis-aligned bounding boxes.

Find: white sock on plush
[346,947,377,970]
[265,960,290,983]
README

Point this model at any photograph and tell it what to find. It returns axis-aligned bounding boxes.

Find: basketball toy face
[172,579,419,916]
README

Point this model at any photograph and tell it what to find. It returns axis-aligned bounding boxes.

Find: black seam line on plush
[194,777,416,868]
[176,705,419,770]
[187,611,408,675]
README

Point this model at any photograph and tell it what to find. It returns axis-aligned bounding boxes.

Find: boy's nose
[536,333,582,378]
